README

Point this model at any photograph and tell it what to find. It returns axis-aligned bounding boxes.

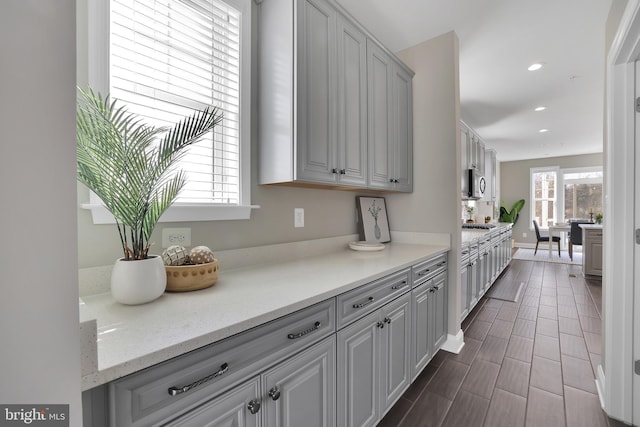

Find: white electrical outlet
[294,208,304,228]
[162,228,192,248]
[522,232,527,238]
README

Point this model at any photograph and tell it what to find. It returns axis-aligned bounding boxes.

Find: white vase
[111,256,166,305]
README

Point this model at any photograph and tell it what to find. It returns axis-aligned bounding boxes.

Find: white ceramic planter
[111,256,166,305]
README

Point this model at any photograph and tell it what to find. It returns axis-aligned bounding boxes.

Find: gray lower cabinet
[582,226,603,276]
[337,292,412,427]
[262,336,336,427]
[460,227,513,322]
[164,377,261,427]
[83,253,449,427]
[411,272,447,379]
[167,336,336,427]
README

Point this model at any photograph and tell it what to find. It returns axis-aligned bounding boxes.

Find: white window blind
[110,0,241,205]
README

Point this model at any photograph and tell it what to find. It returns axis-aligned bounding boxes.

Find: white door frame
[603,1,640,423]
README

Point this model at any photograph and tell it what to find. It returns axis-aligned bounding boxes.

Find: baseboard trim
[440,329,464,354]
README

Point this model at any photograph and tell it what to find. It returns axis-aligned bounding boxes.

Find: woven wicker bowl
[165,259,218,292]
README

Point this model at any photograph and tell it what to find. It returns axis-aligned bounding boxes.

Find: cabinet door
[461,126,470,198]
[337,311,379,427]
[165,377,261,427]
[431,273,447,350]
[411,282,432,380]
[477,139,485,176]
[262,336,336,427]
[296,0,337,184]
[391,65,413,192]
[468,258,479,309]
[379,293,411,414]
[468,134,477,169]
[336,14,367,187]
[367,40,394,190]
[460,264,469,321]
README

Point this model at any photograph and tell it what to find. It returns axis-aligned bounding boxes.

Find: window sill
[81,203,260,224]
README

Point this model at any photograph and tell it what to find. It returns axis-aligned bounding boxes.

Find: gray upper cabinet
[295,0,337,185]
[367,40,413,192]
[483,149,497,202]
[336,14,368,187]
[258,0,412,192]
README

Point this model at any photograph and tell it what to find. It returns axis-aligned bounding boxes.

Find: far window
[562,168,603,220]
[530,167,558,228]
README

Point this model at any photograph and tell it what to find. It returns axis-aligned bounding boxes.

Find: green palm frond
[77,87,223,260]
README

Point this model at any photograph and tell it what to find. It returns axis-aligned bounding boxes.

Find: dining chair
[568,220,592,260]
[533,220,561,256]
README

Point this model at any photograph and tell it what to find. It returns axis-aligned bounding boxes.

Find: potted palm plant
[77,88,222,304]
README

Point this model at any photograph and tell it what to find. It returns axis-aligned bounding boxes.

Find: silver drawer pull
[418,269,430,276]
[287,321,321,339]
[391,280,408,290]
[168,363,229,396]
[353,296,375,309]
[436,261,446,267]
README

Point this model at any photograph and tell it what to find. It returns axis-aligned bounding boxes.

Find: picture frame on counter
[356,196,391,243]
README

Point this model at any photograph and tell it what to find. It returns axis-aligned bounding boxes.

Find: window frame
[82,0,257,224]
[530,166,559,230]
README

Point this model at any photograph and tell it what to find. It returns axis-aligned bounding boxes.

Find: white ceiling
[335,0,612,162]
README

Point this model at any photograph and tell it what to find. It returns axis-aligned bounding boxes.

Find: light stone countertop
[80,239,449,390]
[461,223,513,245]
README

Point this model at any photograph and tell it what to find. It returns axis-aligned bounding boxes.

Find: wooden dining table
[548,223,571,256]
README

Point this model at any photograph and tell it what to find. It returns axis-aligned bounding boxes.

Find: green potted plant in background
[77,88,222,304]
[499,199,525,224]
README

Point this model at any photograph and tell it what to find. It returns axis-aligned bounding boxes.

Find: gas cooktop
[462,223,496,229]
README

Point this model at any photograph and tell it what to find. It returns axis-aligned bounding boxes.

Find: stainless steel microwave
[467,168,486,199]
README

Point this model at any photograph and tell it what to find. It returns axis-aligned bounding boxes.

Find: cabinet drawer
[412,253,447,287]
[110,299,335,427]
[336,268,410,329]
[478,236,492,252]
[461,245,471,265]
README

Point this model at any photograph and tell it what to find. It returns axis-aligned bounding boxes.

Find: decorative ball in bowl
[165,259,219,292]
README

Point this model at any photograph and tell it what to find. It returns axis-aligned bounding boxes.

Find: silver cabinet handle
[332,168,338,174]
[436,261,446,267]
[287,321,321,340]
[418,269,430,276]
[391,280,408,290]
[383,317,391,324]
[353,296,374,309]
[376,321,385,329]
[247,399,261,414]
[168,363,229,396]
[269,386,281,401]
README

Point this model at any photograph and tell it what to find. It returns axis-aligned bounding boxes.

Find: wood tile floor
[379,258,609,427]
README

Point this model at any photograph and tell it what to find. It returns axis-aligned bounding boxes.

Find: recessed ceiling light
[539,129,549,133]
[528,63,543,71]
[534,106,547,112]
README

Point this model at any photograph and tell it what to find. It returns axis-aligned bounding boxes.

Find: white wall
[0,1,82,425]
[394,31,462,337]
